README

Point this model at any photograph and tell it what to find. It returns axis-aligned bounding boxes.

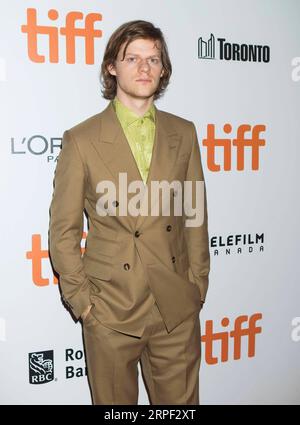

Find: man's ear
[107,63,116,76]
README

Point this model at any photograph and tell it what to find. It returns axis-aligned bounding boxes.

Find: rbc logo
[29,350,54,384]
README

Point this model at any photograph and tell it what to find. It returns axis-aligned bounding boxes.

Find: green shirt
[112,96,156,184]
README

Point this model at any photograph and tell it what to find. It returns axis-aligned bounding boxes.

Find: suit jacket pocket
[83,254,112,281]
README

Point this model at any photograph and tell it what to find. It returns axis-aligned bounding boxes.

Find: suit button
[112,200,119,207]
[166,225,172,232]
[171,256,176,263]
[124,263,130,270]
[135,230,141,237]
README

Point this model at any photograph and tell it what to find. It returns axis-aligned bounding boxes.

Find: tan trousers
[82,302,201,405]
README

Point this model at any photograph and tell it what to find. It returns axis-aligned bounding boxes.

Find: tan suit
[49,100,210,404]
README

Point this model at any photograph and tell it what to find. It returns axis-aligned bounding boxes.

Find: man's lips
[136,79,152,83]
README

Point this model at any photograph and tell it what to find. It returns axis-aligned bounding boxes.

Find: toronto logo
[198,33,270,62]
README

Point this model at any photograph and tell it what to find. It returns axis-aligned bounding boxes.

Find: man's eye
[151,58,159,64]
[127,57,136,62]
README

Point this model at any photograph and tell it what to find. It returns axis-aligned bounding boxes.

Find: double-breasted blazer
[49,101,210,337]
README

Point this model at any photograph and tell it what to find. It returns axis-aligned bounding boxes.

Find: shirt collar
[113,96,156,128]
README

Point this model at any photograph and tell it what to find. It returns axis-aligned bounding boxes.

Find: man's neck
[115,93,154,117]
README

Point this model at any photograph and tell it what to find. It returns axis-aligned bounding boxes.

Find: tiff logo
[26,233,86,286]
[203,124,266,171]
[21,8,102,64]
[202,313,262,364]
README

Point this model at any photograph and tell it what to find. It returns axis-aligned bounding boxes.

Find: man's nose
[138,58,151,71]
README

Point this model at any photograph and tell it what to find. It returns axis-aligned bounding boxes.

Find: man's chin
[131,88,157,99]
[126,92,154,101]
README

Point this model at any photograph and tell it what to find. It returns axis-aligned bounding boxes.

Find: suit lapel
[91,101,182,230]
[91,101,142,187]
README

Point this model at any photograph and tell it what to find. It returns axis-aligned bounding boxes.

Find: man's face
[108,38,165,101]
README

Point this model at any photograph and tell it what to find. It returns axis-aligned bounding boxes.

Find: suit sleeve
[48,129,91,320]
[183,121,210,303]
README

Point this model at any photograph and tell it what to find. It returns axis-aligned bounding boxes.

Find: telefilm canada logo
[198,33,270,62]
[29,350,54,384]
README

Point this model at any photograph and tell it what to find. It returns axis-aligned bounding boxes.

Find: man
[49,20,210,405]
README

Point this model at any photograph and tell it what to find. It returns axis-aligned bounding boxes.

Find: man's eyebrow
[125,53,160,58]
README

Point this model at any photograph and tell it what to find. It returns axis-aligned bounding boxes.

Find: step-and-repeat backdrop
[1,0,299,404]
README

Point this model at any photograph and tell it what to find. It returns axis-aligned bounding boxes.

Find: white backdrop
[0,0,299,404]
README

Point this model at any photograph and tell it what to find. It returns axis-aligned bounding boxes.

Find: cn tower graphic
[198,33,215,59]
